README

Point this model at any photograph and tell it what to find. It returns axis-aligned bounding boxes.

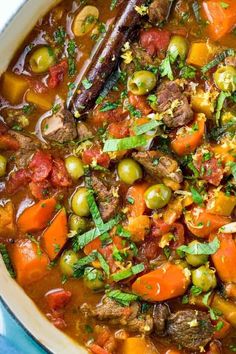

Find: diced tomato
[45,288,72,312]
[50,158,72,187]
[108,120,130,138]
[82,147,110,168]
[152,219,171,237]
[7,169,31,194]
[194,153,223,186]
[48,60,68,89]
[29,180,51,200]
[91,106,128,127]
[128,93,152,116]
[29,151,52,182]
[0,134,20,150]
[140,28,171,56]
[89,344,110,354]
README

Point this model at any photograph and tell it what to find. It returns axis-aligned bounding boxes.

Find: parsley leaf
[178,237,220,255]
[190,186,203,205]
[0,243,15,278]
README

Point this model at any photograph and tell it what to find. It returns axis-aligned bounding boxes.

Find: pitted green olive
[71,187,90,217]
[213,65,236,92]
[83,267,105,291]
[144,184,172,209]
[60,250,79,277]
[118,158,143,185]
[186,241,209,267]
[29,46,55,73]
[128,71,157,95]
[168,35,188,60]
[192,264,217,292]
[65,156,84,180]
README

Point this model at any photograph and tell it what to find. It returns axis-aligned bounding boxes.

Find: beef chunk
[225,56,236,66]
[156,81,194,128]
[8,131,41,169]
[42,109,77,143]
[132,151,183,183]
[91,175,120,221]
[167,310,214,350]
[77,121,93,141]
[153,303,170,336]
[81,296,153,334]
[148,0,170,25]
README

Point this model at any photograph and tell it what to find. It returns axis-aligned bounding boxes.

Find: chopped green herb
[182,295,189,304]
[215,321,224,331]
[0,243,15,278]
[54,26,66,45]
[112,263,145,282]
[86,187,104,230]
[201,49,235,73]
[192,1,201,23]
[110,0,118,10]
[116,225,131,238]
[215,91,231,126]
[127,104,142,118]
[134,120,162,136]
[180,65,196,79]
[159,55,174,80]
[100,101,120,112]
[127,197,134,205]
[190,187,203,205]
[178,237,220,255]
[190,285,203,296]
[220,2,229,9]
[97,252,110,276]
[82,78,93,90]
[103,135,147,152]
[106,289,138,306]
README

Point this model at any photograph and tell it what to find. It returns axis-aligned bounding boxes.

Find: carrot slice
[17,198,56,233]
[89,344,109,354]
[11,239,49,286]
[210,233,236,283]
[171,114,206,156]
[126,182,149,217]
[122,337,159,354]
[41,208,68,260]
[185,207,230,238]
[202,0,236,41]
[132,262,190,301]
[126,215,151,242]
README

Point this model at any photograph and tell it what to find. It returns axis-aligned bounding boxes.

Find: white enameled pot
[0,1,87,352]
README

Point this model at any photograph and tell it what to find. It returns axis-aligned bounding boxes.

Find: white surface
[0,0,25,32]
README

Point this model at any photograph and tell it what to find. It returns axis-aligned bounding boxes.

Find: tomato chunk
[7,169,31,194]
[140,28,171,56]
[82,147,110,168]
[108,120,130,138]
[29,150,52,182]
[50,158,72,187]
[45,288,72,312]
[48,60,68,89]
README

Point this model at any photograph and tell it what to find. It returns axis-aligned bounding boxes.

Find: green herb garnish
[103,135,147,152]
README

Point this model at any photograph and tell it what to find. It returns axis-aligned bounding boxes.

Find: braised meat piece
[132,151,183,183]
[81,296,153,334]
[8,131,41,168]
[156,81,194,128]
[91,175,120,221]
[148,0,171,25]
[153,303,170,336]
[42,109,77,143]
[77,121,93,141]
[167,310,214,350]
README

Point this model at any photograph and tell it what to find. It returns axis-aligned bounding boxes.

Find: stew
[0,0,236,353]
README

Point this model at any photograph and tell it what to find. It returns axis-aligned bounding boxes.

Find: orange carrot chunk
[41,208,68,260]
[210,233,236,283]
[11,239,49,286]
[17,198,57,233]
[132,262,190,302]
[185,207,230,238]
[126,183,149,217]
[202,0,236,41]
[171,114,206,156]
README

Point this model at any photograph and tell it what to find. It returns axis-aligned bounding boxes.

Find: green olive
[0,155,7,177]
[60,250,79,277]
[65,156,84,181]
[29,46,55,73]
[71,187,90,217]
[128,70,157,95]
[69,214,89,234]
[117,158,143,185]
[83,267,105,291]
[192,264,217,292]
[186,241,209,267]
[144,184,172,209]
[213,66,236,92]
[168,35,188,60]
